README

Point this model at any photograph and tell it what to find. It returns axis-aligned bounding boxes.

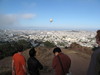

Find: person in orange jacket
[12,45,27,75]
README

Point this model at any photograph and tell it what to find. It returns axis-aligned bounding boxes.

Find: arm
[52,56,57,69]
[87,52,97,75]
[35,58,43,70]
[21,57,27,74]
[96,53,100,75]
[67,56,71,69]
[38,61,43,70]
[22,64,27,74]
[12,60,15,75]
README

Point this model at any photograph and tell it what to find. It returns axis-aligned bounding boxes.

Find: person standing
[27,47,43,75]
[87,30,100,75]
[12,45,27,75]
[52,47,71,75]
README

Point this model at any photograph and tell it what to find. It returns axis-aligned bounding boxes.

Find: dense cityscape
[0,29,97,48]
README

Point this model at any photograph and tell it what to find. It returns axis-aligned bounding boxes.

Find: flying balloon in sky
[50,18,53,23]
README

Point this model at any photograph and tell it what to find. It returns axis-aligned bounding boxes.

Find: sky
[0,0,100,30]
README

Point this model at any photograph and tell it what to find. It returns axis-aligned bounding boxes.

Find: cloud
[0,13,36,26]
[21,14,36,19]
[0,14,18,26]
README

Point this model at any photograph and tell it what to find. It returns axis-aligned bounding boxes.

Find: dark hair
[29,47,36,57]
[97,30,100,34]
[96,30,100,41]
[17,45,23,52]
[53,47,62,54]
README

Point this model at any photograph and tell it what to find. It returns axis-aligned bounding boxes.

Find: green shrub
[17,40,32,50]
[0,40,32,60]
[57,42,65,46]
[43,41,55,48]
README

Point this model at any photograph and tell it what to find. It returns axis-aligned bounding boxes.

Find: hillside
[0,47,91,75]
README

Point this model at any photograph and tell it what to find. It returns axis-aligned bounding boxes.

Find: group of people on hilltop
[12,46,71,75]
[12,30,100,75]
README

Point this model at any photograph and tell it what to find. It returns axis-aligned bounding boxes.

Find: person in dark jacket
[52,47,71,75]
[27,47,43,75]
[87,30,100,75]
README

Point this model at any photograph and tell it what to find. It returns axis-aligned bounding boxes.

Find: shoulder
[91,48,100,61]
[28,57,36,62]
[27,57,32,63]
[61,53,71,60]
[20,55,25,60]
[20,54,25,58]
[53,56,58,61]
[16,54,25,61]
[96,51,100,59]
[61,53,70,58]
[93,48,100,56]
[12,53,18,58]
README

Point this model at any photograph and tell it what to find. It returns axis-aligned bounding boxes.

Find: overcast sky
[0,0,100,30]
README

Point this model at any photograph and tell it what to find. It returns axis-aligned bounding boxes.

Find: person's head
[29,47,36,57]
[17,45,23,52]
[96,30,100,46]
[53,47,62,56]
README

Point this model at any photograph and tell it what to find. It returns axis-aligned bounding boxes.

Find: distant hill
[69,42,92,55]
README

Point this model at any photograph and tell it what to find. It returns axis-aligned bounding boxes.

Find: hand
[12,70,15,75]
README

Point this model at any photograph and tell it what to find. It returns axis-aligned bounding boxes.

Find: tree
[43,41,55,48]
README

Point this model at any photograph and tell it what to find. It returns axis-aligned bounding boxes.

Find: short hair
[53,47,62,54]
[17,45,23,52]
[97,30,100,34]
[96,30,100,41]
[29,47,36,57]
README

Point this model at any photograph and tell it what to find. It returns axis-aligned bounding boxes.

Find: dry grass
[23,47,54,72]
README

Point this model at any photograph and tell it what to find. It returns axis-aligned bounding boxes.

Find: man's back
[52,53,71,75]
[13,53,26,75]
[59,53,71,72]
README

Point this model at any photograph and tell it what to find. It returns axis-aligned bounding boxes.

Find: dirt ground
[0,48,91,75]
[40,49,91,75]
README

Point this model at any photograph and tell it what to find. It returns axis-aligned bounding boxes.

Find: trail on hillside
[0,48,91,75]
